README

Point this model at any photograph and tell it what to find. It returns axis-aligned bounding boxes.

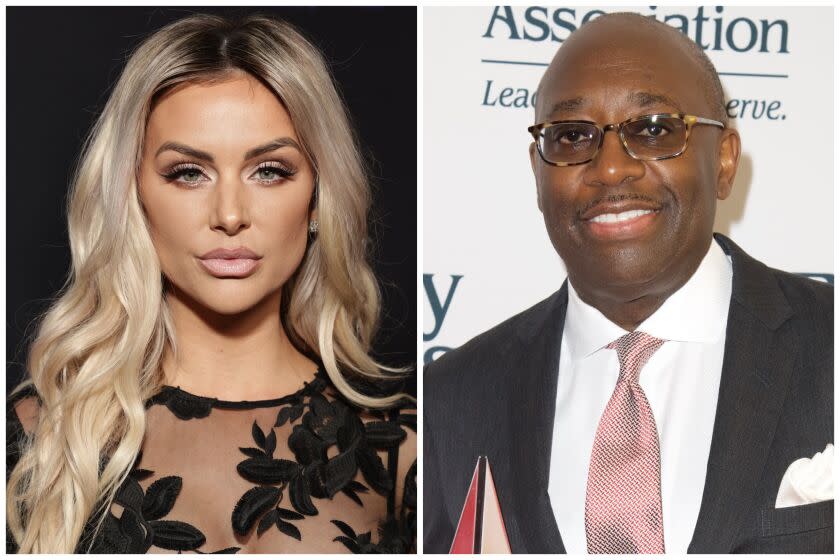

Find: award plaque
[449,456,511,554]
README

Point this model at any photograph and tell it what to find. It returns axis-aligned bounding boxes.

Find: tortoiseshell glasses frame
[527,113,726,167]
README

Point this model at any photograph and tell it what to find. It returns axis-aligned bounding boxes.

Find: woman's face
[138,72,315,315]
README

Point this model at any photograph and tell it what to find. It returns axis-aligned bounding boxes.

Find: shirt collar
[564,238,733,360]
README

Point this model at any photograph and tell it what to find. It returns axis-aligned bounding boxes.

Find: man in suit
[424,12,833,554]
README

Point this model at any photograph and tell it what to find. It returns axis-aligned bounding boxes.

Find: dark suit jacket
[424,234,833,553]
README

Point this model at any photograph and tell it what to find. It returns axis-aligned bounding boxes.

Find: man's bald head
[537,12,727,123]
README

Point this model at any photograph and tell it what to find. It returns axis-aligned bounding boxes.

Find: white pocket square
[775,443,833,508]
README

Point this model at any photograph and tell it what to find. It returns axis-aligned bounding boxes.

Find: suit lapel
[688,234,795,552]
[501,285,567,553]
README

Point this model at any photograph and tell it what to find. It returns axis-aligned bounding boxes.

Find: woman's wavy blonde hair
[7,14,408,554]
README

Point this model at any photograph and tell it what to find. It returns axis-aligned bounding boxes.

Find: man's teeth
[590,209,654,224]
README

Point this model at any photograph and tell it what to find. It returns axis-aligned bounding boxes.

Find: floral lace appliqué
[81,455,238,554]
[229,373,415,552]
[148,386,216,420]
[10,368,416,554]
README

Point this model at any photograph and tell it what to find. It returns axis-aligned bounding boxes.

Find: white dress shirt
[547,240,733,553]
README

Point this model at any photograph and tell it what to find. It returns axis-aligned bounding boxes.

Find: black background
[7,6,417,391]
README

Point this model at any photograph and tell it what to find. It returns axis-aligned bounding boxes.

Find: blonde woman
[7,13,416,554]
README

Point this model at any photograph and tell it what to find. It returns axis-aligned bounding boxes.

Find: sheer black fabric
[7,366,416,553]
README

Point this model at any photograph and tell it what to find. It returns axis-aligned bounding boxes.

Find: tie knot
[607,331,665,383]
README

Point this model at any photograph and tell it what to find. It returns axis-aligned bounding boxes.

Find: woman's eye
[252,163,296,184]
[181,170,203,182]
[258,168,281,181]
[162,164,208,186]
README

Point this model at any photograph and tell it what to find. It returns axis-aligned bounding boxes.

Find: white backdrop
[423,6,834,363]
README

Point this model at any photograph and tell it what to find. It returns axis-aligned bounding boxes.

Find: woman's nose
[210,176,251,235]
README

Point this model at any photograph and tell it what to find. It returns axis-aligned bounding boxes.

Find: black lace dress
[6,366,416,553]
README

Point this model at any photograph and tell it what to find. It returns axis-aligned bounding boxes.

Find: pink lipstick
[198,247,261,278]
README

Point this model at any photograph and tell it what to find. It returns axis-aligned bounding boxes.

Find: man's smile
[579,198,664,240]
[589,208,654,223]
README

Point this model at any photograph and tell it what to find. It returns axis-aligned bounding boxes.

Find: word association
[483,6,789,54]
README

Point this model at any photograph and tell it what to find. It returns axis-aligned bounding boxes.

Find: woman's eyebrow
[153,138,302,162]
[155,142,214,162]
[244,137,302,160]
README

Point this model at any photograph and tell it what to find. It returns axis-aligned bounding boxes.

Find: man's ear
[716,127,741,201]
[530,142,543,213]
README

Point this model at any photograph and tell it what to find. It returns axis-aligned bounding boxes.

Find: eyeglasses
[527,113,725,166]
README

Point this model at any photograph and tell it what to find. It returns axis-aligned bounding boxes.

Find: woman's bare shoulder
[8,386,41,435]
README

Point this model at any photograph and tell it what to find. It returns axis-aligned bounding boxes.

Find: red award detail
[449,456,511,554]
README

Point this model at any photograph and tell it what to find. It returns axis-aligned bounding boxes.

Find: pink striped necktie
[585,331,666,554]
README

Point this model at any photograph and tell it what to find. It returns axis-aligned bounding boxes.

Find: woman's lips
[199,259,260,278]
[198,257,261,278]
[197,248,262,278]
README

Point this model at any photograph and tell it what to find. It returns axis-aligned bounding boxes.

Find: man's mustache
[577,193,662,217]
